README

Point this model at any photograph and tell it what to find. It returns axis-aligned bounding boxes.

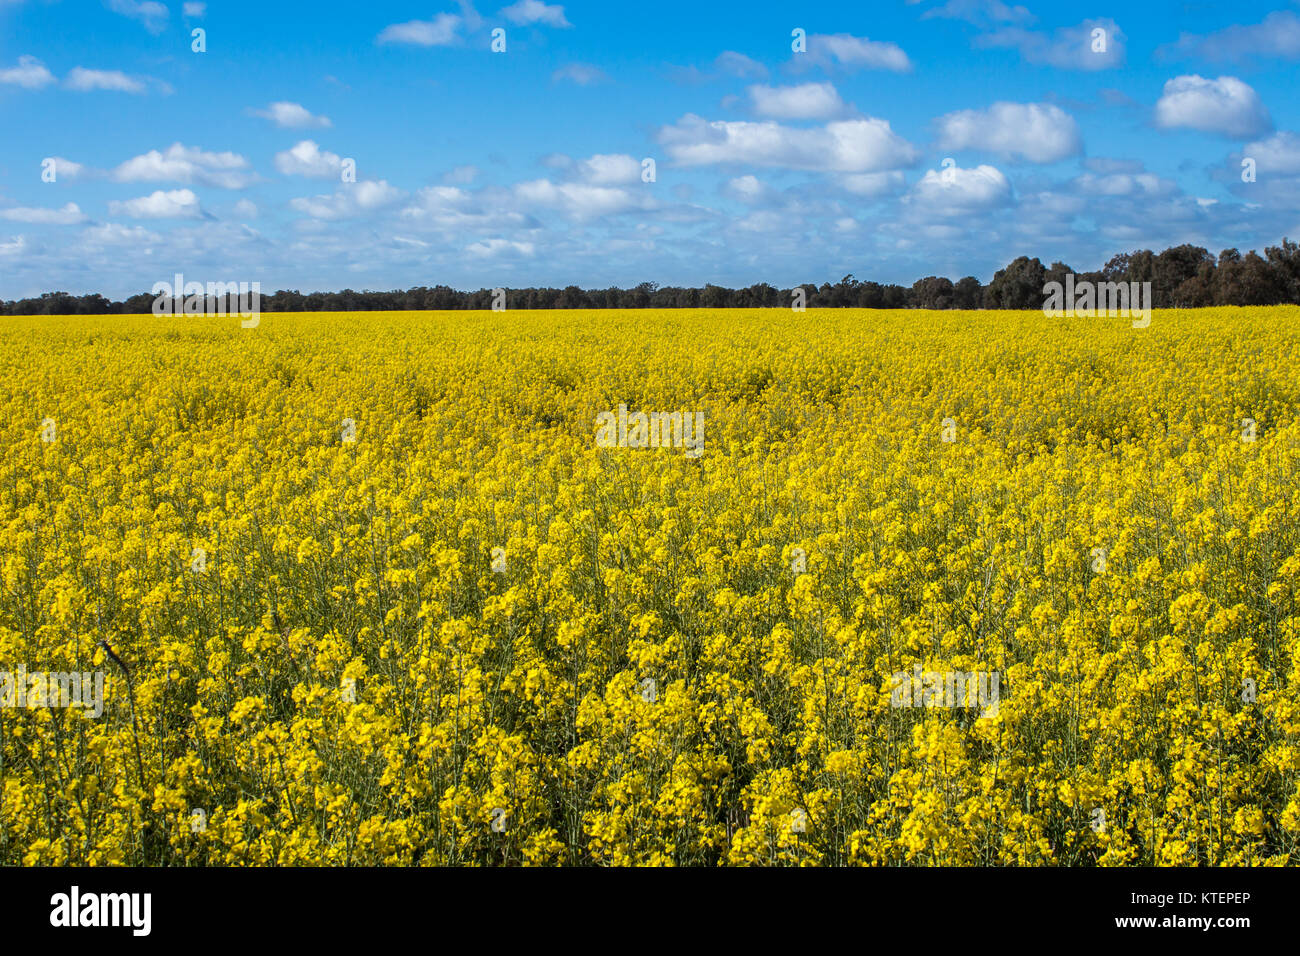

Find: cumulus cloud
[552,63,607,85]
[669,51,769,85]
[907,163,1013,211]
[500,1,570,28]
[65,67,146,93]
[722,174,772,204]
[290,180,404,220]
[1070,171,1177,197]
[0,55,56,89]
[748,82,846,120]
[79,223,162,248]
[576,154,642,185]
[112,144,257,189]
[1154,75,1272,138]
[251,102,332,129]
[44,157,89,181]
[467,238,536,257]
[108,189,203,219]
[0,202,87,225]
[1241,131,1300,175]
[1160,12,1300,63]
[801,33,912,72]
[920,0,1034,26]
[657,114,919,173]
[398,185,531,231]
[108,0,168,34]
[514,179,652,220]
[377,14,461,46]
[233,198,258,219]
[936,102,1082,163]
[978,18,1125,70]
[274,140,347,178]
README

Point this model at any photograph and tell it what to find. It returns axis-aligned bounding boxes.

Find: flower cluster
[2,306,1298,866]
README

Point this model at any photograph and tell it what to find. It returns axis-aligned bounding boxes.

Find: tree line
[4,238,1299,315]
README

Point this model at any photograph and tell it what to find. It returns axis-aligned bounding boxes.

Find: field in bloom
[2,307,1299,866]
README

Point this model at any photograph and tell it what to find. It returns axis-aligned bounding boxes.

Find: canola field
[2,307,1299,866]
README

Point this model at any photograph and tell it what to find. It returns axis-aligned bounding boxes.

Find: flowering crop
[2,307,1298,866]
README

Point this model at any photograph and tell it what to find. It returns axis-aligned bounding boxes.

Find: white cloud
[805,33,912,72]
[978,18,1125,70]
[908,163,1013,211]
[552,63,607,85]
[252,102,332,129]
[112,144,256,189]
[0,202,87,225]
[500,1,570,28]
[0,236,26,257]
[576,154,642,185]
[398,185,531,230]
[921,0,1034,26]
[0,55,56,89]
[936,102,1081,163]
[732,210,786,233]
[108,189,203,219]
[1242,131,1300,175]
[79,222,162,247]
[45,157,89,181]
[1161,12,1300,63]
[1071,171,1177,197]
[748,82,846,120]
[722,174,771,204]
[658,114,919,173]
[1154,75,1272,138]
[65,67,146,93]
[514,179,651,219]
[183,2,206,16]
[467,238,536,257]
[290,180,404,220]
[274,140,346,178]
[233,199,258,219]
[108,0,168,34]
[377,14,461,46]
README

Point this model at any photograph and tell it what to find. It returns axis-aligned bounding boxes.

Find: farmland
[1,307,1298,865]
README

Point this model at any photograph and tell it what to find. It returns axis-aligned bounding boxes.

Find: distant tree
[911,276,954,309]
[1265,238,1300,302]
[882,284,909,309]
[1044,261,1074,292]
[6,237,1300,314]
[1153,244,1214,307]
[984,256,1046,309]
[1172,264,1217,308]
[701,284,729,308]
[952,276,983,309]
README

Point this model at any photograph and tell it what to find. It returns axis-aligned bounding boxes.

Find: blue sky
[2,0,1299,298]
